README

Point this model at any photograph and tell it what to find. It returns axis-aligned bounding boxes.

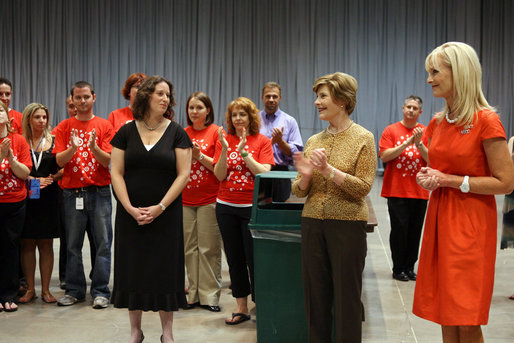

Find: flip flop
[19,290,37,304]
[509,294,514,300]
[225,312,251,325]
[4,301,18,312]
[42,293,57,304]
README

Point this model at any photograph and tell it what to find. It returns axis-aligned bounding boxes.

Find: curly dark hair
[132,76,175,121]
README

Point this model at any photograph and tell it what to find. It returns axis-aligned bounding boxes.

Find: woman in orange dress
[413,42,514,343]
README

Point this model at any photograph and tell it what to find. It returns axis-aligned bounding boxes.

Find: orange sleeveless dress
[412,110,506,325]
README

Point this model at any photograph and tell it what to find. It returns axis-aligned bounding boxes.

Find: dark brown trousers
[301,217,367,343]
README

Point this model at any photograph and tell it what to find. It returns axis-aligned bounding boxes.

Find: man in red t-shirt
[53,81,114,309]
[379,95,429,282]
[0,78,23,134]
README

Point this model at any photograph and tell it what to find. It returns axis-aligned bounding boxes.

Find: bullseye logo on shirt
[0,156,21,196]
[226,145,254,191]
[395,135,422,177]
[66,129,99,181]
[186,138,213,189]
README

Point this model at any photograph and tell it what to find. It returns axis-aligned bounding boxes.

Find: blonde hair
[22,103,52,142]
[313,72,358,115]
[225,97,261,135]
[425,42,494,126]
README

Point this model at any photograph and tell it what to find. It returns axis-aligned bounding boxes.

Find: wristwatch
[459,175,470,193]
[198,154,204,161]
[159,203,166,211]
[417,142,423,148]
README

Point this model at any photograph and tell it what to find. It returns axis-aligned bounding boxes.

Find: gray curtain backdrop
[1,0,512,159]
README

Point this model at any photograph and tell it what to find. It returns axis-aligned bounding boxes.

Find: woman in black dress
[19,103,60,304]
[110,75,192,343]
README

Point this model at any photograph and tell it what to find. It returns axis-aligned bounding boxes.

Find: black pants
[301,217,367,343]
[387,197,427,274]
[0,200,26,303]
[215,203,254,301]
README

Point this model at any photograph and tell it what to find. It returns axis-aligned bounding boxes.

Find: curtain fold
[1,0,511,145]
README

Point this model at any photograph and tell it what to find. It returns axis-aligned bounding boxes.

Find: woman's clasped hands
[127,205,163,226]
[416,167,442,191]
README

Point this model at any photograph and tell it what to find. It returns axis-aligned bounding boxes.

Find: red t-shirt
[183,124,220,206]
[9,109,23,135]
[213,133,274,205]
[379,121,429,199]
[108,106,134,133]
[0,133,32,202]
[52,116,114,188]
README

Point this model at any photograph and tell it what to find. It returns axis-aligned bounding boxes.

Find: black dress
[110,121,192,311]
[22,137,60,239]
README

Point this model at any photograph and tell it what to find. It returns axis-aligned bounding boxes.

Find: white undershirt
[144,144,154,151]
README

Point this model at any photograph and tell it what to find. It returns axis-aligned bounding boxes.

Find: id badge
[29,178,40,199]
[76,196,84,210]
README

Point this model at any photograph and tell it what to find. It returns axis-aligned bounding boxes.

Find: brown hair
[225,97,261,136]
[132,75,175,121]
[186,92,215,126]
[313,72,358,115]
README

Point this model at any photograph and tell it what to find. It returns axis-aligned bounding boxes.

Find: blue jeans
[62,186,112,299]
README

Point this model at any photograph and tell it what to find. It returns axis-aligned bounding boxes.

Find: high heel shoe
[19,289,37,303]
[139,331,144,343]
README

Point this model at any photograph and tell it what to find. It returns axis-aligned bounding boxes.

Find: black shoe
[200,304,221,312]
[392,272,409,281]
[406,270,417,281]
[183,301,199,310]
[59,280,66,290]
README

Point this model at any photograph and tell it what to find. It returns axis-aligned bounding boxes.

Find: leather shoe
[406,270,417,281]
[183,302,199,310]
[392,272,409,281]
[200,304,221,312]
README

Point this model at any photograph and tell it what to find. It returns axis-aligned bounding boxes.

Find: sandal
[19,289,37,304]
[42,292,57,303]
[225,312,251,325]
[509,294,514,300]
[4,301,18,312]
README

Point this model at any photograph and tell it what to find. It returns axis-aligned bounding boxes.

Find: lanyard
[31,137,46,171]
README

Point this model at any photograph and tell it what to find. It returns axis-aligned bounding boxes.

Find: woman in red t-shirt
[213,97,274,325]
[0,101,32,313]
[182,92,222,312]
[108,72,147,133]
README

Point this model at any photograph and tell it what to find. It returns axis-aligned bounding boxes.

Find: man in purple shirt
[259,82,303,201]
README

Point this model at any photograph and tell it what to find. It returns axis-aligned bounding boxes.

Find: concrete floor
[1,176,513,342]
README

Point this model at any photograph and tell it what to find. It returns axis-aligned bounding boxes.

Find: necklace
[143,120,163,131]
[327,121,353,135]
[445,112,459,124]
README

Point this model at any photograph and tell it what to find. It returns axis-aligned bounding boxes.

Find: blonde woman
[414,42,514,343]
[18,103,60,304]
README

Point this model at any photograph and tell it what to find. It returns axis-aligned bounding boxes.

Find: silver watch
[459,175,470,193]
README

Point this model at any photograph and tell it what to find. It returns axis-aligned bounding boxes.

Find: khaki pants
[183,203,222,306]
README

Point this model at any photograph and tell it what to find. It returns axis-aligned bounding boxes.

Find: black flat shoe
[200,304,221,312]
[392,272,409,281]
[406,270,417,281]
[183,301,199,310]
